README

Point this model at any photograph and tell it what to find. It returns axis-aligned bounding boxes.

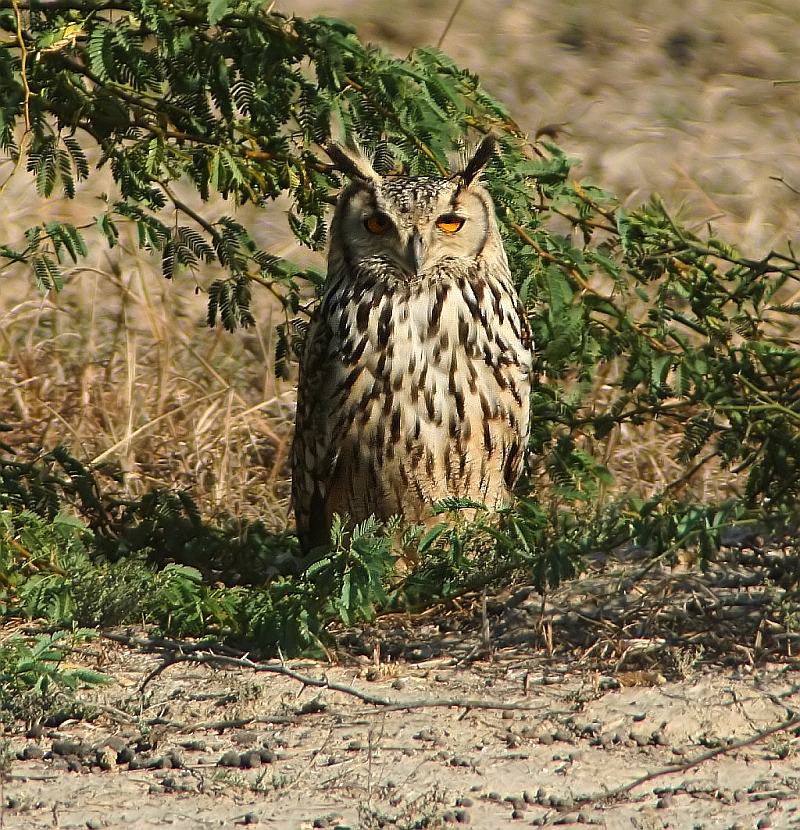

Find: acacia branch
[109,632,545,713]
[589,710,800,805]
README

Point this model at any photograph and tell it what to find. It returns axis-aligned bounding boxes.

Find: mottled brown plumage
[292,137,533,551]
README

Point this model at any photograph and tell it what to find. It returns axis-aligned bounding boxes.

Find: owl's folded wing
[291,316,345,551]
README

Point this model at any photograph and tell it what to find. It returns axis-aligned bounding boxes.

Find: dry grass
[2,0,799,524]
[0,171,299,524]
[291,0,800,251]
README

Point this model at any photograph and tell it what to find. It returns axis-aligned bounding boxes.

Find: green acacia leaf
[207,0,230,25]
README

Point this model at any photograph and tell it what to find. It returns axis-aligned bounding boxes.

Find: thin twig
[107,632,548,713]
[589,710,800,805]
[10,0,30,129]
[436,0,464,49]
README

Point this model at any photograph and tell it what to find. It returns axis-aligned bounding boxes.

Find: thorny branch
[585,710,800,806]
[105,631,547,713]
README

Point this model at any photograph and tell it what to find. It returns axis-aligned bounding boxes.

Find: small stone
[240,813,259,825]
[442,811,456,824]
[86,820,105,830]
[25,724,43,739]
[148,783,164,795]
[180,739,206,751]
[630,730,650,747]
[66,756,83,773]
[155,755,173,770]
[656,793,673,809]
[231,730,259,746]
[347,740,364,751]
[552,729,572,743]
[757,819,772,829]
[218,750,242,768]
[101,736,128,754]
[134,736,155,752]
[510,797,526,811]
[523,791,535,805]
[511,809,525,820]
[167,751,184,769]
[652,731,669,747]
[733,790,747,803]
[632,713,646,722]
[449,755,472,767]
[538,732,555,745]
[259,749,276,763]
[312,819,329,829]
[239,751,262,769]
[455,797,473,807]
[95,748,117,771]
[501,710,514,720]
[52,740,88,757]
[454,810,470,824]
[391,678,406,691]
[21,745,44,760]
[116,746,135,765]
[487,791,502,802]
[127,754,147,771]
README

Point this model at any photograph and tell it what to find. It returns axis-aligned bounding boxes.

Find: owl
[292,136,533,552]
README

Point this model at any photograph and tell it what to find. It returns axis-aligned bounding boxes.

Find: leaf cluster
[0,628,109,727]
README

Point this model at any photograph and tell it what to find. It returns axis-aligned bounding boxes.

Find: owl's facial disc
[343,179,489,278]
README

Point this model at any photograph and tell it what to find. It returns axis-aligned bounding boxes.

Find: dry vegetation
[1,0,799,525]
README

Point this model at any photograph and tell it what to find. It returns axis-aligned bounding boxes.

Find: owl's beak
[407,230,426,276]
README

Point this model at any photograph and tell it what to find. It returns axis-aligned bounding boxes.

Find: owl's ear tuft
[460,134,497,188]
[325,142,381,184]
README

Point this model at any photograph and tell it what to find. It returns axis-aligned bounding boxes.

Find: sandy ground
[5,660,800,829]
[4,542,800,830]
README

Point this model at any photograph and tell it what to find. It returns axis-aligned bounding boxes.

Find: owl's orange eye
[436,215,465,234]
[364,213,392,234]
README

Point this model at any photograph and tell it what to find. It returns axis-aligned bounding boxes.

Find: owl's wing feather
[291,314,344,551]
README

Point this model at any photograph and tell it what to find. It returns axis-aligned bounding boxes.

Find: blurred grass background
[1,0,798,528]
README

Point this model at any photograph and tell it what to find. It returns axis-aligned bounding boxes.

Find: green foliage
[0,2,798,668]
[0,448,397,655]
[0,629,109,726]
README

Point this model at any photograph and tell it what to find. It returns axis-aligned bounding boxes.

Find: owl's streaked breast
[299,254,532,539]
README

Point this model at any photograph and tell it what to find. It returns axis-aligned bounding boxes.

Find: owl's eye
[435,214,465,234]
[364,213,392,235]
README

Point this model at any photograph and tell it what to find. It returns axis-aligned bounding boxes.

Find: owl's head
[326,136,504,280]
